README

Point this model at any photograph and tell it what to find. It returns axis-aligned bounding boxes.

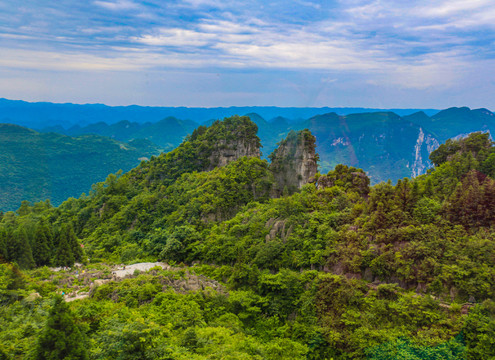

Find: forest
[2,104,495,212]
[0,116,494,359]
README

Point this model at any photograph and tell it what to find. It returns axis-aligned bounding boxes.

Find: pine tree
[0,228,7,261]
[55,231,74,267]
[422,177,434,198]
[395,178,412,212]
[34,295,89,360]
[4,228,15,262]
[34,223,52,267]
[481,177,495,226]
[14,229,35,269]
[63,224,83,263]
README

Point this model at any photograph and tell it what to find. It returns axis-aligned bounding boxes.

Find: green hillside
[54,117,199,152]
[0,124,161,211]
[0,117,494,359]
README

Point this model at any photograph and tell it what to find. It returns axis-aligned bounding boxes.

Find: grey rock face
[270,129,318,194]
[411,127,440,178]
[207,138,261,170]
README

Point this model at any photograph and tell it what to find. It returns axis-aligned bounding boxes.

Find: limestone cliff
[207,137,261,170]
[411,127,440,178]
[269,129,318,195]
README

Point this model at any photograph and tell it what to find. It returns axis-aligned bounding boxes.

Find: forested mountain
[0,124,160,211]
[2,107,494,212]
[299,111,439,182]
[39,106,494,183]
[41,110,440,183]
[405,107,495,142]
[1,116,494,359]
[43,117,199,152]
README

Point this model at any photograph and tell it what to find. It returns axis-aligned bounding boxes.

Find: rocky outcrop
[269,129,318,195]
[265,218,293,242]
[207,138,261,170]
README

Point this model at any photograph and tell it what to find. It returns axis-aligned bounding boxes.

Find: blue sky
[0,0,494,109]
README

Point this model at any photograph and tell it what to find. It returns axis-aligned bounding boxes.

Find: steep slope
[0,124,160,210]
[9,106,495,216]
[299,112,439,183]
[128,115,262,189]
[244,111,441,183]
[39,108,495,184]
[244,113,295,157]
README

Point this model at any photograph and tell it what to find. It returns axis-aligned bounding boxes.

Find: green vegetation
[0,117,494,359]
[0,124,161,211]
[34,295,89,360]
[50,117,199,153]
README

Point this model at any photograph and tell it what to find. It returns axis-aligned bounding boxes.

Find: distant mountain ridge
[0,98,439,129]
[405,107,495,142]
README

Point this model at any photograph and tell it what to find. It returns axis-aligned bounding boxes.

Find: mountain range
[41,106,495,181]
[0,98,438,128]
[1,99,494,211]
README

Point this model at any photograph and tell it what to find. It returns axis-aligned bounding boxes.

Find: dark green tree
[481,153,495,178]
[395,178,413,212]
[0,228,7,261]
[33,222,52,267]
[34,295,89,360]
[54,231,74,267]
[14,229,35,269]
[63,224,83,263]
[16,200,31,217]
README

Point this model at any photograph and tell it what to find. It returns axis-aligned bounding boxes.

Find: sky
[0,0,494,109]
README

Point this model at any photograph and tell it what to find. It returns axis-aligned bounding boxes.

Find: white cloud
[417,0,492,17]
[132,28,216,47]
[294,1,321,10]
[174,0,235,9]
[0,33,35,40]
[0,48,141,71]
[198,20,262,34]
[93,0,139,11]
